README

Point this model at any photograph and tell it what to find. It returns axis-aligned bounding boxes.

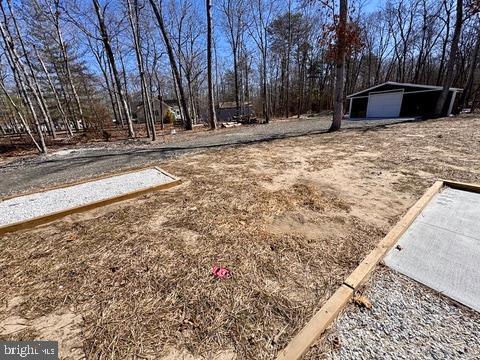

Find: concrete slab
[384,187,480,312]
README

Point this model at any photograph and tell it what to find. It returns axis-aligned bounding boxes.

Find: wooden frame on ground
[276,179,480,360]
[0,166,181,236]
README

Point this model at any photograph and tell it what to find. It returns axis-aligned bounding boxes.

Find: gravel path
[322,268,480,360]
[0,168,173,226]
[0,117,415,197]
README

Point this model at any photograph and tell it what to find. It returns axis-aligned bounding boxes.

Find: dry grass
[1,115,479,359]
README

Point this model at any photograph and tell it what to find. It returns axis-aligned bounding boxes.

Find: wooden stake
[276,285,353,360]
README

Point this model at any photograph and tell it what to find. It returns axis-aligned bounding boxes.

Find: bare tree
[330,0,347,132]
[127,0,156,139]
[206,0,217,129]
[249,0,274,123]
[0,65,42,151]
[435,0,463,116]
[437,0,454,85]
[49,0,85,130]
[171,1,204,125]
[148,0,193,130]
[0,3,47,152]
[460,23,480,109]
[220,0,246,115]
[7,0,56,139]
[92,0,135,137]
[85,35,122,124]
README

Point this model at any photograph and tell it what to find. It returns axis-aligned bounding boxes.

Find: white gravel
[0,168,174,227]
[325,268,480,359]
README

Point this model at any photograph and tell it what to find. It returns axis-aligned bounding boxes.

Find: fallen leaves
[353,295,373,309]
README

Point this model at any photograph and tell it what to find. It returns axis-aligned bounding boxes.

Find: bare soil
[0,116,479,359]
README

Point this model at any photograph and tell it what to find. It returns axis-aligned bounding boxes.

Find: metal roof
[347,81,463,98]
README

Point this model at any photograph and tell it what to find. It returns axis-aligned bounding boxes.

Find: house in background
[216,101,254,122]
[134,98,184,125]
[162,99,182,121]
[348,82,462,119]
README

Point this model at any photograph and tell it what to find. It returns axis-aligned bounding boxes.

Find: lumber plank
[154,166,179,181]
[344,180,444,290]
[276,285,353,360]
[441,179,480,194]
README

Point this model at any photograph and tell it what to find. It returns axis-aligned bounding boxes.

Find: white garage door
[367,91,403,118]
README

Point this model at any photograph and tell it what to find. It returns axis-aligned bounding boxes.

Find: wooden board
[442,179,480,194]
[276,285,353,360]
[0,167,181,236]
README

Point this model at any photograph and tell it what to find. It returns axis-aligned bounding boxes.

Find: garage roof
[347,82,463,99]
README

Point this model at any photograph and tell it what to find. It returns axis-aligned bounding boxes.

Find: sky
[360,0,386,13]
[363,0,383,13]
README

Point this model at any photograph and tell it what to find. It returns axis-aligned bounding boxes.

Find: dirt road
[0,116,413,196]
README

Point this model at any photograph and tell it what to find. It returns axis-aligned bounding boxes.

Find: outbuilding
[348,82,462,119]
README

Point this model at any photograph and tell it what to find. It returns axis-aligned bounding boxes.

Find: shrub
[102,130,112,142]
[164,109,175,124]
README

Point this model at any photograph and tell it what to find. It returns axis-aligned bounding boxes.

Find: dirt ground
[0,116,479,359]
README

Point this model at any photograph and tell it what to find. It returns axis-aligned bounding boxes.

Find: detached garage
[348,82,462,119]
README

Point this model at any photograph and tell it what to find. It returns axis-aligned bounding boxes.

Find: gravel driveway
[309,268,480,359]
[0,117,415,196]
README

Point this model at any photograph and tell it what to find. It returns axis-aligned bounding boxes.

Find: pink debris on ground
[211,265,231,279]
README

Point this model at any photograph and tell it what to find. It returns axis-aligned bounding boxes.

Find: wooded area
[0,0,479,154]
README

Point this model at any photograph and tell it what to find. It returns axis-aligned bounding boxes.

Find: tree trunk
[263,39,270,123]
[233,45,240,115]
[159,93,164,131]
[206,0,217,129]
[171,67,184,127]
[460,27,480,109]
[436,2,452,85]
[148,0,193,130]
[330,0,347,132]
[92,0,135,137]
[50,54,77,130]
[0,10,47,153]
[214,35,220,108]
[285,1,292,118]
[52,0,85,130]
[6,0,56,139]
[118,48,134,128]
[435,0,463,117]
[88,38,120,126]
[186,74,197,123]
[0,81,41,152]
[471,84,480,112]
[105,55,125,126]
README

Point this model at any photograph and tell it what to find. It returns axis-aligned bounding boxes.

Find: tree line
[0,0,479,153]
